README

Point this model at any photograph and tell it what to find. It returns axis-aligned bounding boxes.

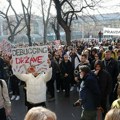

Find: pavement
[10,85,81,120]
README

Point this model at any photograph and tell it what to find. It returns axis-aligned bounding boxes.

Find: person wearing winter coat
[102,50,119,105]
[0,79,11,120]
[94,60,112,118]
[77,65,101,120]
[14,60,52,110]
[60,54,73,97]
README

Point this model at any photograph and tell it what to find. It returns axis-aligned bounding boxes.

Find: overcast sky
[0,0,120,16]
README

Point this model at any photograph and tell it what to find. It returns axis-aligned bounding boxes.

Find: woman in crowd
[24,107,57,120]
[0,79,11,120]
[13,59,52,110]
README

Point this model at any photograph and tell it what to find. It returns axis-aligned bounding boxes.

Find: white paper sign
[12,46,48,74]
[103,27,120,36]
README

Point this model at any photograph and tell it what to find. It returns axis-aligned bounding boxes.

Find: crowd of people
[0,39,120,120]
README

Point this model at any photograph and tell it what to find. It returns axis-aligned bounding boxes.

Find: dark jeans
[64,77,70,96]
[47,78,55,98]
[109,84,117,105]
[56,73,64,90]
[0,108,6,120]
[80,109,96,120]
[27,102,46,111]
[10,75,20,95]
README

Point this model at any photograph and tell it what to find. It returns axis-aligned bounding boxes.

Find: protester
[94,60,112,118]
[24,107,57,120]
[13,59,52,110]
[10,75,20,101]
[74,54,90,92]
[47,53,57,101]
[53,52,63,93]
[75,65,101,120]
[102,50,119,105]
[0,79,11,120]
[60,54,73,97]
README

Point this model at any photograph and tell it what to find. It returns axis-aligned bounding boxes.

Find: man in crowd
[102,50,119,105]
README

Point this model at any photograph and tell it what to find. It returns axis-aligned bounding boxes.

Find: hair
[105,109,120,120]
[24,107,57,120]
[79,65,90,74]
[117,49,120,54]
[105,50,111,54]
[108,45,113,51]
[94,60,103,70]
[81,54,87,59]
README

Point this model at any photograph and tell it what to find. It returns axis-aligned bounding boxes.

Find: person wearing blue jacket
[78,65,101,120]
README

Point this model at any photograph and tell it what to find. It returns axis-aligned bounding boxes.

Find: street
[10,85,80,120]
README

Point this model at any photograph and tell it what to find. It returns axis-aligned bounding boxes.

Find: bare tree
[41,0,52,44]
[21,0,33,46]
[0,0,25,43]
[53,0,101,45]
[50,17,60,40]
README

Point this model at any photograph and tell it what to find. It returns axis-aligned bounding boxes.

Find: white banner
[12,46,48,74]
[103,27,120,36]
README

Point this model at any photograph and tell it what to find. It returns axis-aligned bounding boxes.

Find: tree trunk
[43,25,47,44]
[27,33,32,46]
[8,35,14,43]
[27,28,32,46]
[56,22,60,40]
[27,15,32,46]
[53,24,60,40]
[65,28,71,46]
[56,31,60,40]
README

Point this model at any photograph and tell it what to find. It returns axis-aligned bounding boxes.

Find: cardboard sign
[1,39,12,55]
[12,46,48,74]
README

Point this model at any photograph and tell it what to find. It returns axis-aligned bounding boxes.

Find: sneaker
[70,86,74,91]
[15,96,20,101]
[57,90,60,93]
[11,95,16,100]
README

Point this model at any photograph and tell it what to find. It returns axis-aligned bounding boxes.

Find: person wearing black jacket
[60,54,73,97]
[102,50,119,105]
[47,53,57,101]
[94,60,112,118]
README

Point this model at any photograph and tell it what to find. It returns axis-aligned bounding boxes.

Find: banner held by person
[12,46,48,74]
[103,27,120,36]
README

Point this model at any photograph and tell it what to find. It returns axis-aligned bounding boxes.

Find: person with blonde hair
[105,109,120,120]
[24,107,57,120]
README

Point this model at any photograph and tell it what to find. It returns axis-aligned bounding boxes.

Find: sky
[0,0,120,16]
